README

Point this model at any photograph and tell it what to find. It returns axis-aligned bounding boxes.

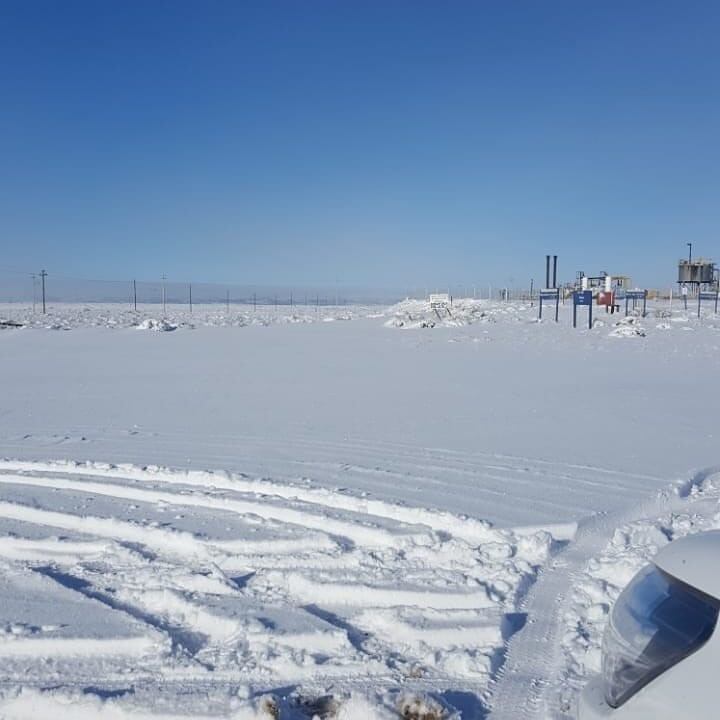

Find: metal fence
[0,268,515,312]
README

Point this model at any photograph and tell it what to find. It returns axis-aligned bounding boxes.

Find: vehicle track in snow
[0,458,554,713]
[0,456,678,717]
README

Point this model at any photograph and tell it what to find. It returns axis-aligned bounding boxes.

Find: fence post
[40,269,47,314]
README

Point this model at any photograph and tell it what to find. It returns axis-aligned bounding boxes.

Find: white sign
[429,293,450,309]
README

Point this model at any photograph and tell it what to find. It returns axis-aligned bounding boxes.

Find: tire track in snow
[0,471,427,549]
[0,457,655,542]
[0,459,557,703]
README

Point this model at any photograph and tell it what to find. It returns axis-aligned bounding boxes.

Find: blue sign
[538,288,560,322]
[573,291,593,306]
[625,290,647,300]
[539,289,559,299]
[699,292,718,300]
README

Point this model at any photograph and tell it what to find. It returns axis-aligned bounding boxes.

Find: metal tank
[678,259,715,284]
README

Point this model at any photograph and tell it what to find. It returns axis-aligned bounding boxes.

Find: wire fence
[0,268,518,312]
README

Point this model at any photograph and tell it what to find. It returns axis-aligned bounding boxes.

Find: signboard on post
[429,293,450,310]
[538,289,560,322]
[698,290,719,318]
[573,290,593,329]
[624,290,648,317]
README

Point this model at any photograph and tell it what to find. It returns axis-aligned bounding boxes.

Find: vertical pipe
[545,255,550,289]
[553,255,558,289]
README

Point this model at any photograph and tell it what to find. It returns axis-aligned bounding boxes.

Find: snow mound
[135,318,178,332]
[608,316,646,338]
[384,298,498,329]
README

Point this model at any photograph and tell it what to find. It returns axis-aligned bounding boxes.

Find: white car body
[578,530,720,719]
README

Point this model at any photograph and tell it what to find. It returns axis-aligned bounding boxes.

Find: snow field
[4,299,720,717]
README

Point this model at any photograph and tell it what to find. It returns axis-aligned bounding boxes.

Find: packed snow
[1,297,720,718]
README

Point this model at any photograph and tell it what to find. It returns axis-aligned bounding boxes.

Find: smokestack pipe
[546,255,551,289]
[553,255,558,289]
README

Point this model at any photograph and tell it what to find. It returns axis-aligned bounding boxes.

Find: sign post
[539,288,560,322]
[624,290,648,317]
[698,290,720,318]
[573,290,593,329]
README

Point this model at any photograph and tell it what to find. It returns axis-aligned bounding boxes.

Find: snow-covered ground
[0,302,376,331]
[1,298,720,718]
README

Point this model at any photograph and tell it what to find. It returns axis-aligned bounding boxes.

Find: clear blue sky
[2,0,719,289]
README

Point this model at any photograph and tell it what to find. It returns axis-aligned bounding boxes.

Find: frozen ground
[1,298,720,718]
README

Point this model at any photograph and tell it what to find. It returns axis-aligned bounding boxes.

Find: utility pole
[162,274,167,315]
[40,269,47,314]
